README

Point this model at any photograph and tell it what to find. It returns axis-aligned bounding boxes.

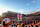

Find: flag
[20,14,22,19]
[20,14,22,21]
[17,14,19,20]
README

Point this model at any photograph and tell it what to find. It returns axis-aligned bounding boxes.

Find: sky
[0,0,40,15]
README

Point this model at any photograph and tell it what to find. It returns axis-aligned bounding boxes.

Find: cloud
[19,8,28,14]
[27,3,30,6]
[39,9,40,10]
[0,8,8,15]
[19,8,26,12]
[23,12,28,14]
[20,12,29,14]
[33,8,39,10]
[31,8,40,13]
[27,10,29,11]
[19,8,32,14]
[37,9,40,11]
[0,7,17,15]
[20,9,24,11]
[19,8,33,14]
[33,1,36,3]
[19,9,24,13]
[30,11,32,12]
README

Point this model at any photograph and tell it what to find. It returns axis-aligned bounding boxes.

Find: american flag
[20,14,22,19]
[17,14,19,20]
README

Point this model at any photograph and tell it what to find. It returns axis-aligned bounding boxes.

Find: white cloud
[0,7,17,15]
[37,9,40,11]
[19,8,27,14]
[23,12,28,14]
[27,10,29,11]
[39,9,40,10]
[27,3,30,6]
[0,8,8,15]
[19,8,26,12]
[19,8,30,14]
[32,8,40,13]
[33,1,36,3]
[30,11,32,12]
[33,8,39,10]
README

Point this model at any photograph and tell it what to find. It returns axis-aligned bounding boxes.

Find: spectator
[2,18,10,27]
